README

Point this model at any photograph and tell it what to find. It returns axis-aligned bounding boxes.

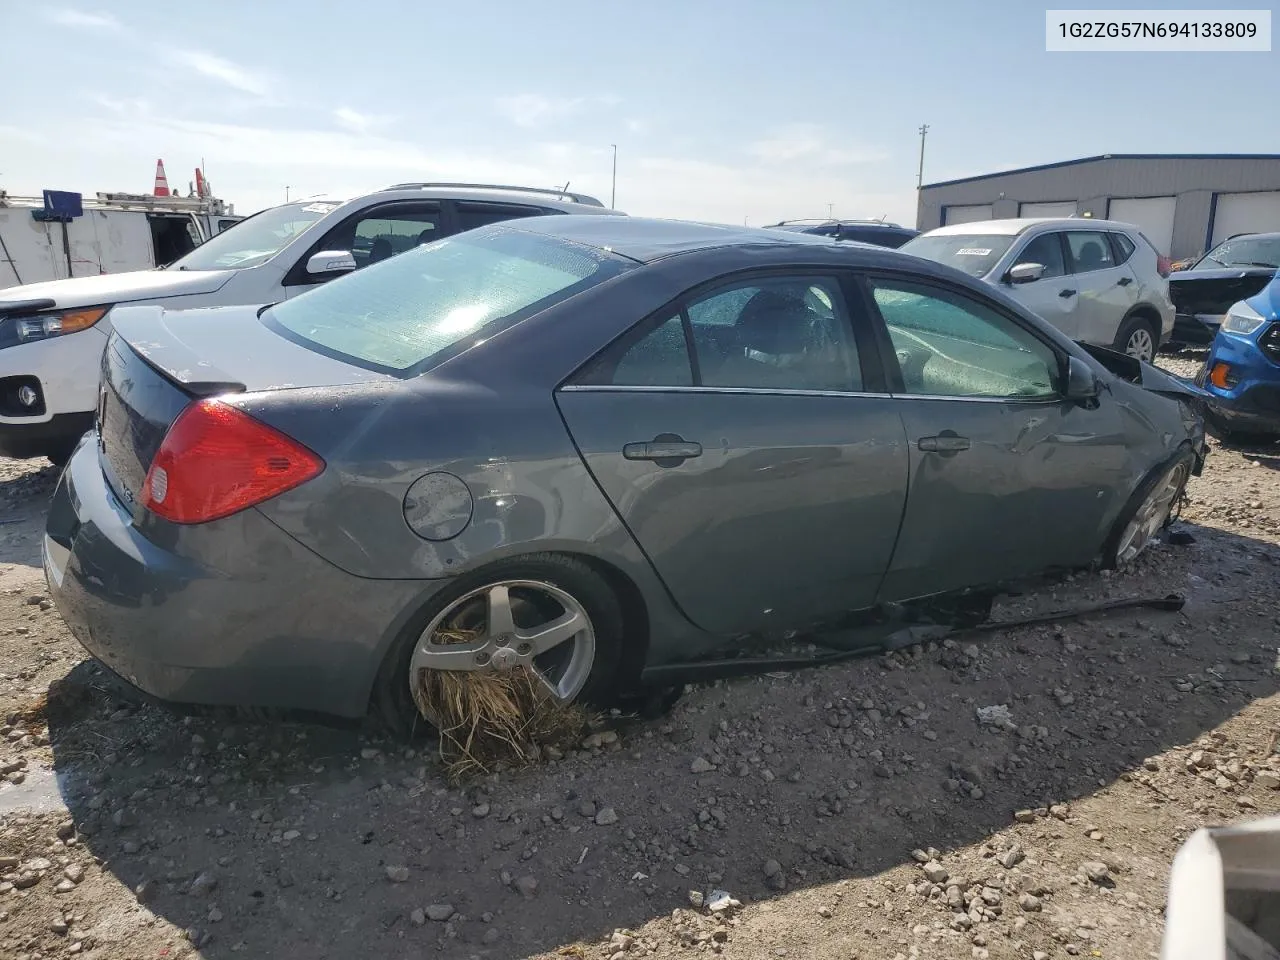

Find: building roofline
[921,154,1280,190]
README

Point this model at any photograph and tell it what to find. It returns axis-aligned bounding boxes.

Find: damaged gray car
[43,215,1208,731]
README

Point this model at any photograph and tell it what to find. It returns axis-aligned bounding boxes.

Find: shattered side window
[870,279,1060,400]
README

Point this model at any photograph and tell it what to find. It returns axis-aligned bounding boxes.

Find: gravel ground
[1,350,1278,960]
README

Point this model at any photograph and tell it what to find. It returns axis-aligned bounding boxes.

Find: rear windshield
[264,227,628,375]
[899,233,1016,277]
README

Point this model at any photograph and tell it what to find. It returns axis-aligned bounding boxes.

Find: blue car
[1198,279,1280,438]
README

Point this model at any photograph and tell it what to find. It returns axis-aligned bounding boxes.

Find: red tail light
[1157,254,1172,278]
[142,399,324,524]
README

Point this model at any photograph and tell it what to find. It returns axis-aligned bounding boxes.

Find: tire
[1101,446,1195,569]
[1113,314,1159,362]
[371,553,625,740]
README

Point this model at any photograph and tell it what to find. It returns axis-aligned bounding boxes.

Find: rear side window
[1064,231,1117,274]
[455,202,548,232]
[265,227,627,374]
[1109,232,1137,264]
[577,276,862,392]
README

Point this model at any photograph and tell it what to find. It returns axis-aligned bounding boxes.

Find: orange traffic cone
[153,159,170,197]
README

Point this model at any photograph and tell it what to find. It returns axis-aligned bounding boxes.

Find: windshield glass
[264,226,629,374]
[1197,236,1280,269]
[170,201,340,271]
[899,234,1016,277]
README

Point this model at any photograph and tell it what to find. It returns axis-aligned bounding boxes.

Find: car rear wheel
[1102,447,1194,568]
[1114,315,1158,362]
[372,554,624,740]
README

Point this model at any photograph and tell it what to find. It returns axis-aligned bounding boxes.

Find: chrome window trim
[558,383,1062,404]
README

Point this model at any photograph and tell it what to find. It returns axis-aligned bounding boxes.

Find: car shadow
[38,519,1280,960]
[0,462,59,569]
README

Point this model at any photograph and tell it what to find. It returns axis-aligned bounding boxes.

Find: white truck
[0,190,240,290]
[0,182,619,463]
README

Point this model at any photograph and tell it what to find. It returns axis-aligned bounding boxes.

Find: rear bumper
[44,436,442,717]
[0,411,94,459]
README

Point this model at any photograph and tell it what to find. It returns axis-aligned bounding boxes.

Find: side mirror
[1006,262,1045,284]
[1064,355,1101,401]
[305,250,357,276]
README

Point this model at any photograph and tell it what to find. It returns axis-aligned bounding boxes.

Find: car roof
[278,186,621,217]
[926,217,1136,237]
[507,215,846,263]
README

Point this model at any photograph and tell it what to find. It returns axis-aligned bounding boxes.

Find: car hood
[110,302,389,393]
[0,268,236,310]
[1168,267,1276,316]
[1075,340,1210,403]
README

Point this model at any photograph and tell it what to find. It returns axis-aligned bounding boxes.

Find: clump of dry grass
[411,626,592,781]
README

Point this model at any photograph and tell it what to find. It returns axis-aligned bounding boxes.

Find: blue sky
[1,1,1276,225]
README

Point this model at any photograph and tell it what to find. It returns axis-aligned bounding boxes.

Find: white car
[901,218,1175,362]
[0,183,621,463]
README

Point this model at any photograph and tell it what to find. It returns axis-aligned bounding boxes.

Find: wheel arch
[364,547,654,722]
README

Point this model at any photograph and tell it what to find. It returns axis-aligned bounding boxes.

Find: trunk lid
[97,303,389,515]
[1168,267,1276,316]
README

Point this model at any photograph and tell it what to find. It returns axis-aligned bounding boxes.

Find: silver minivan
[901,218,1175,361]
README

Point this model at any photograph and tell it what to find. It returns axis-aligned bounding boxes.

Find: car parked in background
[765,219,919,248]
[901,218,1175,361]
[1196,277,1280,438]
[1166,233,1280,348]
[44,215,1206,730]
[0,183,622,464]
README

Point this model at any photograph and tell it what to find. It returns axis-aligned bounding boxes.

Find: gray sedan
[43,216,1207,731]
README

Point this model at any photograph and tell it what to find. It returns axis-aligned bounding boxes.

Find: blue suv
[1197,279,1280,439]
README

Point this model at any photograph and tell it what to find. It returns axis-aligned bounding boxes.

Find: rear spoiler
[110,304,247,398]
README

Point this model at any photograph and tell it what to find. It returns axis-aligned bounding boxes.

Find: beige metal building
[916,154,1280,260]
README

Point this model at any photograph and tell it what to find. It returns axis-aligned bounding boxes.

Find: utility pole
[610,144,617,209]
[827,202,834,219]
[916,124,929,189]
[285,185,291,203]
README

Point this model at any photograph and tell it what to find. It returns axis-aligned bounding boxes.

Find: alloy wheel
[1115,461,1190,565]
[409,580,596,701]
[1125,327,1155,362]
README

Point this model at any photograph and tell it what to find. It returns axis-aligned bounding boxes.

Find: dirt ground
[1,351,1278,960]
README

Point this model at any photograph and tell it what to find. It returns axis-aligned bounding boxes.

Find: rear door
[555,271,910,637]
[861,274,1129,601]
[1063,229,1139,346]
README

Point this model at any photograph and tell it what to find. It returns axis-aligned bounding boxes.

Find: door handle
[918,435,970,453]
[1117,276,1133,287]
[1059,288,1077,298]
[623,433,703,466]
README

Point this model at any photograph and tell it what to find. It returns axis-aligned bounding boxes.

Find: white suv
[901,218,1174,361]
[0,183,622,463]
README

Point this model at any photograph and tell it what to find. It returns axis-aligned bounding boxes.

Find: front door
[1062,229,1140,347]
[1004,231,1081,338]
[862,275,1130,601]
[281,201,445,297]
[556,273,910,637]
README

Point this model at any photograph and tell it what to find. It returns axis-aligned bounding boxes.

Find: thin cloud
[333,107,394,135]
[168,50,270,98]
[748,124,889,167]
[46,9,124,31]
[494,93,620,129]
